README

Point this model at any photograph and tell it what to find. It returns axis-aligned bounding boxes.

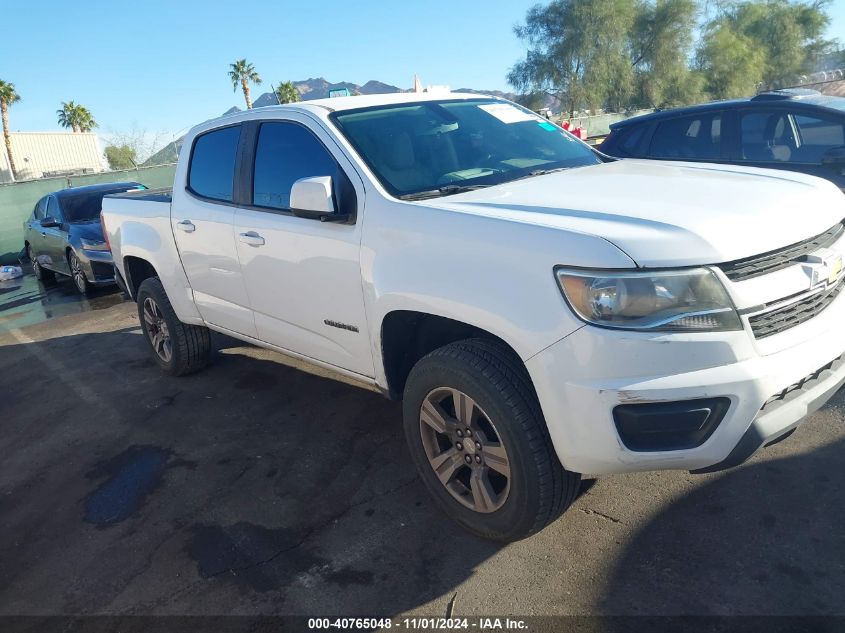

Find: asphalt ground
[1,289,844,619]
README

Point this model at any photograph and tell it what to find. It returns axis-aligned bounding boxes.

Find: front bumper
[526,290,845,475]
[77,248,115,285]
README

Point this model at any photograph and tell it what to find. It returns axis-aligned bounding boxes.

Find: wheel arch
[123,256,160,300]
[380,310,530,400]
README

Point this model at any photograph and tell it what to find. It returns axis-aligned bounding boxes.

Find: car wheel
[68,250,90,295]
[136,277,211,376]
[403,338,581,542]
[28,245,54,281]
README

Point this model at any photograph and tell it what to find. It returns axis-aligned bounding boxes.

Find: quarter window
[252,122,341,210]
[188,126,241,202]
[649,113,722,160]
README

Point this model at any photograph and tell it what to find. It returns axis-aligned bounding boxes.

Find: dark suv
[600,89,845,190]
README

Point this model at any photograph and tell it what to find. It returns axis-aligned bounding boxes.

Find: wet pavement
[1,302,844,617]
[0,263,125,333]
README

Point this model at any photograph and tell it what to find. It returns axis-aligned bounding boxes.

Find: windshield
[61,187,142,222]
[330,99,601,198]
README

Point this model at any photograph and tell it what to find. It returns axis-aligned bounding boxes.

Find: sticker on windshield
[478,103,539,124]
[537,121,557,131]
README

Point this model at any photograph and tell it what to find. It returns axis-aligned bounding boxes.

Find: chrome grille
[748,275,845,339]
[718,221,844,282]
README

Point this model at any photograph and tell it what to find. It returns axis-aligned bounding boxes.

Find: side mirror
[290,176,350,223]
[821,146,845,171]
[40,217,61,228]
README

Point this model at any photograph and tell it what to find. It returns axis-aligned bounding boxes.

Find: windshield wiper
[522,166,573,179]
[398,184,490,201]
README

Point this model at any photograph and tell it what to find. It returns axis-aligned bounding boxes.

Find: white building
[0,132,107,183]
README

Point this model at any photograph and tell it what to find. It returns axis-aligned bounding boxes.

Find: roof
[53,182,142,198]
[610,89,845,130]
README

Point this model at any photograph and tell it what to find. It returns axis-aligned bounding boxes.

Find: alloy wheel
[419,387,511,513]
[142,297,173,363]
[70,253,86,292]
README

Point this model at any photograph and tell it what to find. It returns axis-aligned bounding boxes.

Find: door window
[33,197,47,220]
[188,125,241,202]
[740,111,797,162]
[252,122,341,210]
[649,113,722,160]
[792,113,845,163]
[45,196,62,222]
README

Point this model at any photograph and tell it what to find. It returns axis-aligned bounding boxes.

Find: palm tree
[57,102,97,133]
[57,101,80,132]
[0,80,21,178]
[273,81,300,104]
[229,59,262,109]
[76,105,97,132]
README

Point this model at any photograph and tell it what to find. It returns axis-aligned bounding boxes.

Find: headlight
[80,238,109,251]
[555,267,741,332]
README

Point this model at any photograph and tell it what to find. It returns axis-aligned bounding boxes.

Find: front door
[172,123,257,338]
[233,117,373,377]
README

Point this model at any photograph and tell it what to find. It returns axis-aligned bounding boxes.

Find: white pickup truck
[102,92,845,541]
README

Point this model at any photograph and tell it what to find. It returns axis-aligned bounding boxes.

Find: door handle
[238,231,265,247]
[176,220,196,233]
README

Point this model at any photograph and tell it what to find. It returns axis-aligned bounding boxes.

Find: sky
[3,0,845,155]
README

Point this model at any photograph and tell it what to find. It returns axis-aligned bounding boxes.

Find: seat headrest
[384,132,415,171]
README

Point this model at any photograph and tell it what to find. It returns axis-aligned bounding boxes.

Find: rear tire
[136,277,211,376]
[28,245,54,282]
[402,338,580,542]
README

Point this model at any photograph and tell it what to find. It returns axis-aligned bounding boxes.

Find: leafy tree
[696,22,766,98]
[631,0,703,108]
[0,79,21,178]
[229,59,262,109]
[274,81,301,104]
[56,101,97,133]
[105,144,137,170]
[508,0,637,117]
[698,0,832,96]
[517,91,548,111]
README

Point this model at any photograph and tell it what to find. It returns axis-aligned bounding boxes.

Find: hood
[424,159,845,267]
[68,220,106,243]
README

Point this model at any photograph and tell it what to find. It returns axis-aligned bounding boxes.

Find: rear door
[41,196,69,273]
[233,116,373,376]
[25,196,48,261]
[736,106,845,189]
[172,123,257,337]
[645,111,728,164]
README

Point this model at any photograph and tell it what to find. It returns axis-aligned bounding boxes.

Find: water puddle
[0,263,125,333]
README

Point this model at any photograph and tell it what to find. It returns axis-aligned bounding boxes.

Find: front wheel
[403,339,581,542]
[136,277,211,376]
[68,250,89,295]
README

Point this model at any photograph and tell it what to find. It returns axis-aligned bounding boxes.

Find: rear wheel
[403,338,581,541]
[136,277,211,376]
[68,250,89,295]
[28,245,54,282]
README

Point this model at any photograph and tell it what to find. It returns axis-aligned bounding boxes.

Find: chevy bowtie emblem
[802,248,844,289]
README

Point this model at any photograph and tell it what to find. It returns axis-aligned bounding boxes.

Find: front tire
[136,277,211,376]
[68,250,90,295]
[402,339,581,542]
